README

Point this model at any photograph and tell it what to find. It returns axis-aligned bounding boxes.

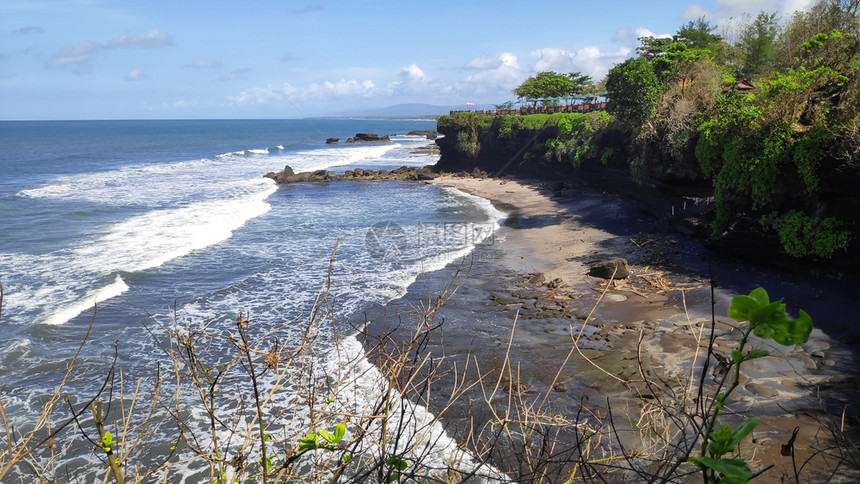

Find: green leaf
[318,429,335,444]
[731,349,743,363]
[696,456,753,483]
[298,432,318,453]
[342,453,353,464]
[707,425,734,457]
[101,431,115,452]
[729,417,760,448]
[728,288,813,346]
[333,422,346,442]
[386,456,408,471]
[263,433,273,441]
[748,287,770,306]
[752,309,813,346]
[747,350,769,360]
[727,295,760,321]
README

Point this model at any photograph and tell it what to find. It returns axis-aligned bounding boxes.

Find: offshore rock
[589,258,630,279]
[265,165,439,184]
[345,133,391,143]
[407,130,439,140]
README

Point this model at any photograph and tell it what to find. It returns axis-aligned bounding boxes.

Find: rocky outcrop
[265,165,439,184]
[407,130,439,140]
[345,133,390,143]
[326,138,339,144]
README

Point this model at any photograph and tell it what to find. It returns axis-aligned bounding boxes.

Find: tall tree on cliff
[604,58,662,126]
[676,16,724,53]
[737,12,782,78]
[513,71,592,106]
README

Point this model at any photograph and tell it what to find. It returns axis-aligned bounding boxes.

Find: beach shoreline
[357,173,859,482]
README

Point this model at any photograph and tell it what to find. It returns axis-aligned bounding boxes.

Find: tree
[512,71,592,106]
[605,58,662,125]
[738,12,782,78]
[651,42,711,80]
[676,16,723,52]
[636,36,676,61]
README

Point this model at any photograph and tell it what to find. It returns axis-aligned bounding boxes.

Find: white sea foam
[440,185,508,225]
[310,186,510,480]
[73,181,277,273]
[326,331,508,481]
[42,274,129,326]
[295,143,399,173]
[16,183,73,198]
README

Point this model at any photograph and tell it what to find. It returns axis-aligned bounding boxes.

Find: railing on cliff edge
[448,102,607,116]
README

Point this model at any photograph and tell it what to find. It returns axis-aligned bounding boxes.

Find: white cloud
[230,78,377,106]
[220,68,252,81]
[681,4,712,21]
[464,55,503,70]
[387,63,436,95]
[290,4,324,15]
[612,27,635,44]
[105,29,173,49]
[529,46,631,79]
[455,52,522,96]
[314,79,376,97]
[49,29,173,74]
[188,59,222,68]
[401,63,426,81]
[125,68,145,81]
[681,0,815,24]
[10,26,43,36]
[50,41,96,73]
[635,28,671,39]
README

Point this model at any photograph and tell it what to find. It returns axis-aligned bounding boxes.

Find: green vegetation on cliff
[437,111,611,166]
[438,0,860,263]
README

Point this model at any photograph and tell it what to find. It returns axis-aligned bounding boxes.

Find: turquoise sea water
[0,119,505,480]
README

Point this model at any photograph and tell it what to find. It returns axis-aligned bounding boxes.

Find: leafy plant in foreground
[692,287,813,483]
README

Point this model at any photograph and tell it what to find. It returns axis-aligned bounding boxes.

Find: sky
[0,0,815,120]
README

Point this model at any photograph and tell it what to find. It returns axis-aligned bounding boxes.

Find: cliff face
[435,119,555,176]
[435,112,619,179]
[434,113,860,273]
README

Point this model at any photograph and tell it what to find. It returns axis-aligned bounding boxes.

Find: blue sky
[0,0,814,120]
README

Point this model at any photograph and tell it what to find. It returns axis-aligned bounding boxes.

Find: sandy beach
[362,174,860,482]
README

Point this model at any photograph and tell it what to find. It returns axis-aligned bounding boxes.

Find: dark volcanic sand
[353,176,860,482]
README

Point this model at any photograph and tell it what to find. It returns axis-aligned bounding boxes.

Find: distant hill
[331,103,497,119]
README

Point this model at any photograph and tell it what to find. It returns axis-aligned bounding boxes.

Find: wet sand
[359,175,860,482]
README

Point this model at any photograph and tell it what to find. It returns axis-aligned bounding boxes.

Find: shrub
[764,210,852,258]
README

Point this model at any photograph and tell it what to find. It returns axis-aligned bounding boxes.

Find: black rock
[589,258,630,279]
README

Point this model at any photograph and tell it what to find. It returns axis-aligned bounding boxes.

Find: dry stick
[696,273,718,418]
[91,400,125,484]
[236,315,269,484]
[681,290,708,408]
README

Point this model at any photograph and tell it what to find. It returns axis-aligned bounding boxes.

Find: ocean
[0,119,506,481]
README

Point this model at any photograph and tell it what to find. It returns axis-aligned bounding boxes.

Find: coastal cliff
[433,111,860,273]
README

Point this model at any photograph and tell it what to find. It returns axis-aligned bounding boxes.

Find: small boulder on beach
[589,258,630,279]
